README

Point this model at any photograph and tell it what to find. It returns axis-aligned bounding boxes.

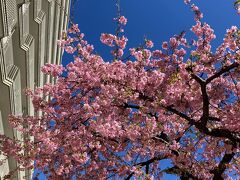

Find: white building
[0,0,70,179]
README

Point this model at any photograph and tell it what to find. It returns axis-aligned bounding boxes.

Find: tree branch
[206,62,239,84]
[125,155,167,180]
[135,155,167,167]
[211,151,235,180]
[163,166,199,180]
[125,172,134,180]
[164,105,196,125]
[200,83,209,126]
[164,106,240,143]
[190,73,209,126]
[146,164,149,175]
[122,96,240,179]
[202,128,240,144]
[191,73,205,85]
[189,62,239,126]
[124,100,240,143]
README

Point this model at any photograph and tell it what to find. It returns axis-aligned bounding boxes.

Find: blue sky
[62,0,239,66]
[35,0,239,179]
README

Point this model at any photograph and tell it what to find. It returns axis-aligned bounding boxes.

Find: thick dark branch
[125,172,134,180]
[165,106,240,143]
[123,103,140,109]
[206,62,239,84]
[164,166,199,180]
[124,102,240,143]
[202,128,240,144]
[125,155,167,180]
[190,73,209,126]
[135,155,167,167]
[190,62,239,126]
[211,152,235,180]
[191,74,205,85]
[200,83,209,126]
[164,105,195,125]
[146,164,149,174]
[208,116,221,122]
[122,103,239,179]
[153,132,170,143]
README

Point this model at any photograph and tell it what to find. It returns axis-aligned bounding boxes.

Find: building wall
[0,0,70,179]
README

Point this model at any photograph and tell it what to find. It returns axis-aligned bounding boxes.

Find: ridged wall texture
[0,0,70,179]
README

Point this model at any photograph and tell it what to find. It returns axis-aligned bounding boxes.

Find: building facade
[0,0,70,179]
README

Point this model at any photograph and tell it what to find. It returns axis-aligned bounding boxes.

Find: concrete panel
[19,3,30,49]
[1,35,14,81]
[0,0,70,179]
[0,7,3,38]
[51,0,60,66]
[27,40,35,116]
[0,110,10,179]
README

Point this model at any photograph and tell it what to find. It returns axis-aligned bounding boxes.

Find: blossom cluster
[0,1,239,180]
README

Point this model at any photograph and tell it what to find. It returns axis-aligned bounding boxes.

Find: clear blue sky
[62,0,239,66]
[35,0,239,179]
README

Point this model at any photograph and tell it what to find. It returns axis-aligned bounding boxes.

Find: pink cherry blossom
[0,1,239,180]
[118,16,127,25]
[145,39,154,48]
[100,33,116,47]
[115,36,128,49]
[162,41,168,50]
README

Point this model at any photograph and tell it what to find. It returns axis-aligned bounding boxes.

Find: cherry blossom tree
[0,0,240,179]
[235,0,240,14]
